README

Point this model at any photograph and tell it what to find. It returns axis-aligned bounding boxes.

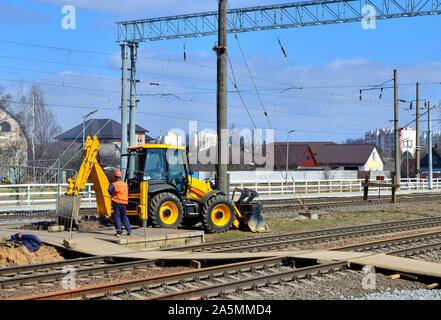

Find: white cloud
[326,58,369,69]
[34,0,293,18]
[0,2,48,24]
[8,43,441,141]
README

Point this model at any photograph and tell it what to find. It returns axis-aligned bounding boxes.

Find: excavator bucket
[233,188,269,233]
[246,203,268,233]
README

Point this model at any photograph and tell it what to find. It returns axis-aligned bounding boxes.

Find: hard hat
[114,171,122,178]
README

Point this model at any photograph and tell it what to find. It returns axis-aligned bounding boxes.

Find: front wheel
[201,196,236,233]
[149,192,183,229]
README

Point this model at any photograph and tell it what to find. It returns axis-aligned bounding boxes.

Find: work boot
[114,233,121,238]
[127,233,131,236]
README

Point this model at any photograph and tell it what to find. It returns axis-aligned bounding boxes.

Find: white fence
[1,178,441,209]
[229,178,441,196]
[0,183,95,209]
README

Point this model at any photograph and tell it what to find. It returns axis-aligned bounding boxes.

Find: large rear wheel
[149,192,183,229]
[201,196,236,233]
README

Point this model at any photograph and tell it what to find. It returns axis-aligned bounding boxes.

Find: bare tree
[14,84,61,161]
[342,137,365,144]
[0,86,12,108]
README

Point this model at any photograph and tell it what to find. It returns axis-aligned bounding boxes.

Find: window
[0,121,11,139]
[167,149,187,192]
[0,121,11,133]
[305,154,311,161]
[145,149,166,180]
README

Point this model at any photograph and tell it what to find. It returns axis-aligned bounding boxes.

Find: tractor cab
[125,144,189,196]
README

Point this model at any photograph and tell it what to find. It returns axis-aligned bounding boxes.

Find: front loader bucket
[246,203,268,233]
[232,187,268,233]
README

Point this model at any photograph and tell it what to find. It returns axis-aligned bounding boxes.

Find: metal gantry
[116,0,441,181]
[117,0,441,43]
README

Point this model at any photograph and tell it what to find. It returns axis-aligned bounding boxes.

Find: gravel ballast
[355,289,441,300]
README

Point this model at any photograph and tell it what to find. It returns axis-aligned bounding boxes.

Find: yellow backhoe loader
[61,136,267,233]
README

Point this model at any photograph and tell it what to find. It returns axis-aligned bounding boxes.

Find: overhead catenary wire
[233,33,308,209]
[1,41,440,95]
[7,99,367,135]
[38,111,102,183]
[227,53,257,129]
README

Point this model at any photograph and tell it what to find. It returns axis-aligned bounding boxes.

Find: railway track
[0,256,158,289]
[163,216,441,253]
[261,193,441,213]
[3,216,441,290]
[19,230,441,300]
[1,193,440,225]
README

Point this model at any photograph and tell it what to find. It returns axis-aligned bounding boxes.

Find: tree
[0,86,12,108]
[342,137,365,144]
[14,84,61,161]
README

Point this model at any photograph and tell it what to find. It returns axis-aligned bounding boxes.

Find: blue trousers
[113,202,132,234]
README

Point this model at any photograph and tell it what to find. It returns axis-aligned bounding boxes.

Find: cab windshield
[166,149,187,192]
[145,149,166,180]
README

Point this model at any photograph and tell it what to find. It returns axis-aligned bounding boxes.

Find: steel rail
[4,217,441,288]
[0,256,110,278]
[20,231,441,300]
[18,257,287,300]
[332,230,441,253]
[165,216,441,253]
[145,239,441,300]
[0,258,158,289]
[145,261,346,300]
[261,194,441,212]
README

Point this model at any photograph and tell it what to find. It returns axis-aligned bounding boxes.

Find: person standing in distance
[108,170,132,237]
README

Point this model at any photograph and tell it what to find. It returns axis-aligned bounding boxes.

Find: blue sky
[1,0,441,143]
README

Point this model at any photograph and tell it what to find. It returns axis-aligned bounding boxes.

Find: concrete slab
[0,225,204,258]
[349,254,441,279]
[288,250,376,261]
[286,250,441,279]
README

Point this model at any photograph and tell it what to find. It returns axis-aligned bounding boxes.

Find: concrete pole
[394,69,400,184]
[120,43,129,178]
[285,140,289,180]
[428,101,433,190]
[286,130,295,180]
[416,82,420,179]
[128,42,138,179]
[82,117,85,148]
[216,0,228,194]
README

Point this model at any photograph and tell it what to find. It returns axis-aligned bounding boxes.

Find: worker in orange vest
[108,170,132,237]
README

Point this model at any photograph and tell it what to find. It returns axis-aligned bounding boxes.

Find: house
[286,142,336,158]
[315,144,384,171]
[0,106,29,181]
[0,106,29,161]
[56,118,153,158]
[269,143,318,170]
[420,147,441,176]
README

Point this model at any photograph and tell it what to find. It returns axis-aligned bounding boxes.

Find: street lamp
[286,130,295,180]
[83,110,98,148]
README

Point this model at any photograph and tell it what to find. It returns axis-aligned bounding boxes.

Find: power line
[2,40,440,92]
[8,100,364,135]
[0,78,119,94]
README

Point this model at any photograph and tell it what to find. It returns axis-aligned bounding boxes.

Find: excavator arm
[65,136,112,217]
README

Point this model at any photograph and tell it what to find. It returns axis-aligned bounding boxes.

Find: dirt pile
[0,238,64,267]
